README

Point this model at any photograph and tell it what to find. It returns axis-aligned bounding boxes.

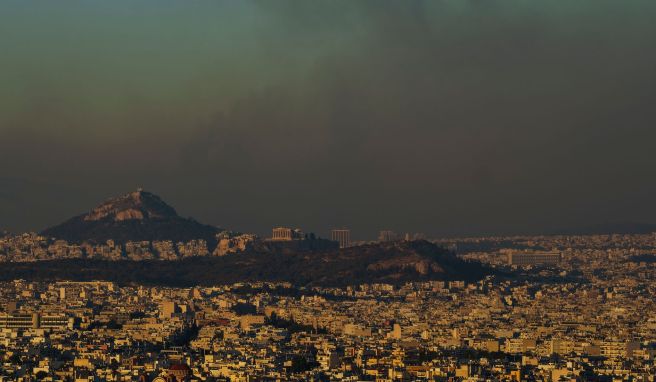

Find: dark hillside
[0,240,491,287]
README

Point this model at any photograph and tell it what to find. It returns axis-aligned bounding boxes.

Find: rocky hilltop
[41,189,221,245]
[82,189,178,222]
[0,240,491,287]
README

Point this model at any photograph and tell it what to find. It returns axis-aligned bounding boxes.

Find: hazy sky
[1,1,655,239]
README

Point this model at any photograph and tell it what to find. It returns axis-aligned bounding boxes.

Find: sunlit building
[331,229,351,248]
[271,227,304,241]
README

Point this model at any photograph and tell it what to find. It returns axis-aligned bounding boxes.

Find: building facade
[331,229,351,248]
[507,252,561,266]
[0,313,73,330]
[271,227,304,241]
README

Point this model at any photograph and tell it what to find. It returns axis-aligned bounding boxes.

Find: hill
[0,240,491,287]
[40,189,221,245]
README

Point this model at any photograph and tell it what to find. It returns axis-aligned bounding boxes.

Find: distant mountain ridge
[555,222,656,236]
[41,189,221,245]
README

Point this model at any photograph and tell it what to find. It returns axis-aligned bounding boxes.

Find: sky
[1,1,656,239]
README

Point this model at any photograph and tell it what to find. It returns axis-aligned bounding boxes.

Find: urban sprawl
[0,230,655,381]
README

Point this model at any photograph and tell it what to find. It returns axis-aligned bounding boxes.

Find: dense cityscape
[3,1,656,381]
[0,228,655,381]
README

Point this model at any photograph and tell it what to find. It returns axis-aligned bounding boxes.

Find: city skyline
[2,186,656,241]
